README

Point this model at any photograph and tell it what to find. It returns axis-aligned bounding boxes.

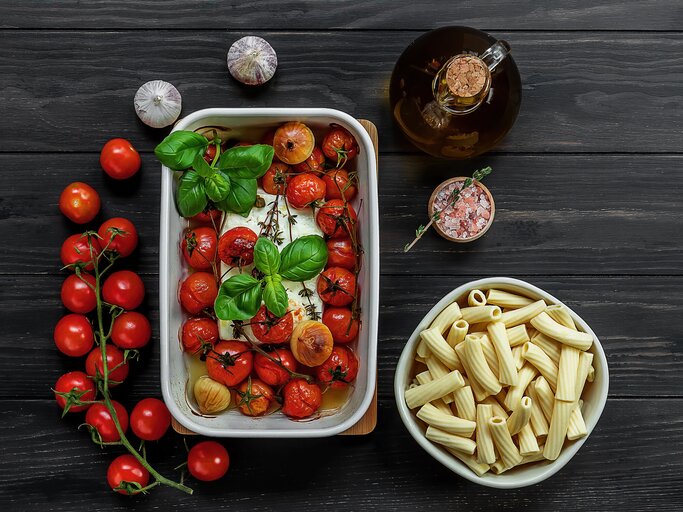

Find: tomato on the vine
[59,182,100,224]
[98,217,138,258]
[322,307,359,343]
[181,317,219,354]
[85,400,129,442]
[111,311,151,349]
[323,169,357,201]
[322,125,359,166]
[206,340,253,387]
[107,454,150,495]
[260,162,290,195]
[326,238,356,270]
[61,273,97,314]
[130,398,171,441]
[292,146,326,174]
[254,348,298,386]
[315,346,359,389]
[190,206,222,225]
[187,441,229,482]
[182,226,217,271]
[316,199,357,239]
[85,344,129,386]
[179,272,218,314]
[102,270,145,310]
[250,305,294,344]
[54,313,94,357]
[282,379,322,419]
[60,234,101,271]
[286,172,326,209]
[317,267,356,306]
[100,138,141,180]
[237,378,274,417]
[54,371,96,413]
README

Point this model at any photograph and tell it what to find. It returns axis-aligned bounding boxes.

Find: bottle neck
[432,54,491,115]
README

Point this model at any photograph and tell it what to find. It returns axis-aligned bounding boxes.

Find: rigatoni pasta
[405,370,464,409]
[475,404,496,464]
[487,321,518,385]
[531,312,593,351]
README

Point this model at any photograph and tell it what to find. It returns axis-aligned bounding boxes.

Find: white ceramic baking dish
[160,108,379,437]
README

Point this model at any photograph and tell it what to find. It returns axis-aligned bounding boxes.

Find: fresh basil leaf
[218,144,274,179]
[177,170,208,217]
[279,235,328,281]
[205,173,231,202]
[253,237,281,276]
[193,153,215,179]
[155,131,209,171]
[216,176,257,216]
[263,275,288,317]
[214,274,263,321]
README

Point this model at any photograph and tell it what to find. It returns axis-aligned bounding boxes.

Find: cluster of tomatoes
[177,123,363,420]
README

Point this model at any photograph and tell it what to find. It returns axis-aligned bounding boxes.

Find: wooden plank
[1,398,681,510]
[0,1,681,30]
[3,275,682,400]
[1,153,681,276]
[0,31,682,154]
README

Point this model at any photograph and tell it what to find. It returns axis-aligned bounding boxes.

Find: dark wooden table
[1,2,682,510]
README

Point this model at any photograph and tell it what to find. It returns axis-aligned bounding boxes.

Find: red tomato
[206,340,253,387]
[315,346,359,389]
[326,238,356,270]
[107,454,150,495]
[191,206,222,225]
[111,312,151,349]
[59,182,100,224]
[102,270,145,310]
[316,200,357,239]
[100,138,141,180]
[60,233,102,271]
[322,125,359,166]
[293,146,326,173]
[323,169,357,201]
[203,144,217,163]
[260,129,276,146]
[286,173,326,209]
[85,344,129,386]
[217,227,258,266]
[254,348,298,386]
[282,379,322,419]
[187,441,229,482]
[179,272,217,314]
[317,267,356,306]
[98,218,138,258]
[181,317,219,354]
[85,401,129,442]
[182,227,217,271]
[61,273,97,313]
[130,398,171,441]
[260,162,290,195]
[233,141,254,147]
[250,305,294,344]
[54,371,96,413]
[54,313,94,357]
[322,307,359,344]
[237,378,274,417]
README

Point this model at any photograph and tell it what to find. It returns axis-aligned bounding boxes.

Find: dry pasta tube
[415,371,452,414]
[527,385,549,437]
[507,324,530,347]
[517,423,540,456]
[417,403,476,437]
[567,400,588,440]
[522,342,559,392]
[468,289,487,307]
[463,335,502,396]
[530,312,593,351]
[425,426,476,455]
[575,351,594,399]
[556,345,580,402]
[446,319,469,348]
[454,342,489,402]
[543,399,574,460]
[482,396,509,419]
[429,302,462,334]
[416,339,431,359]
[405,370,464,409]
[460,305,502,324]
[531,332,561,365]
[504,363,538,411]
[475,404,497,464]
[511,345,525,370]
[546,304,576,330]
[446,448,490,477]
[421,328,463,372]
[487,321,518,385]
[507,396,532,435]
[424,356,455,404]
[485,289,535,309]
[453,385,476,421]
[489,416,523,468]
[587,365,595,382]
[479,334,500,376]
[500,300,547,328]
[534,376,555,423]
[491,449,547,474]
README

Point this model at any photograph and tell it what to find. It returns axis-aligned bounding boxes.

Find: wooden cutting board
[172,118,379,437]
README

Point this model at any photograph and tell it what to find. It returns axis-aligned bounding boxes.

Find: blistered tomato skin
[182,226,217,271]
[282,379,322,419]
[218,227,258,266]
[206,340,253,387]
[191,207,222,225]
[316,345,359,389]
[322,307,359,344]
[326,238,356,270]
[179,272,217,314]
[286,172,326,209]
[322,125,359,165]
[237,378,274,417]
[317,267,356,306]
[323,169,357,201]
[181,317,219,354]
[254,348,298,386]
[250,305,294,344]
[59,182,101,224]
[260,162,290,195]
[293,146,326,173]
[316,199,357,239]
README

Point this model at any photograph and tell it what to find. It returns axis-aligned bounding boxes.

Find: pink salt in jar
[428,177,495,243]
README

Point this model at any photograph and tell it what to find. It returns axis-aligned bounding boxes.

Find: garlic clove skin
[134,80,182,128]
[193,375,231,415]
[227,36,277,86]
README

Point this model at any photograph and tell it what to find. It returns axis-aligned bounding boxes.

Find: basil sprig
[154,131,274,217]
[214,235,328,321]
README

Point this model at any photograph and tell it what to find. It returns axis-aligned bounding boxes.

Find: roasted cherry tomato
[181,317,219,354]
[260,162,290,195]
[107,454,150,495]
[100,138,141,180]
[98,217,138,258]
[59,182,100,224]
[322,307,359,344]
[286,172,326,209]
[326,238,356,270]
[323,169,357,201]
[282,378,322,419]
[54,313,94,357]
[85,344,129,386]
[316,346,359,389]
[181,227,217,271]
[250,305,294,344]
[111,311,151,349]
[60,233,102,271]
[293,146,326,173]
[85,400,129,442]
[206,340,253,387]
[217,227,258,266]
[254,348,298,386]
[187,441,229,482]
[190,206,222,225]
[61,273,97,314]
[317,267,356,306]
[203,144,217,163]
[130,398,171,441]
[237,377,274,417]
[322,125,359,166]
[54,371,96,413]
[102,270,145,310]
[179,272,217,314]
[316,199,357,239]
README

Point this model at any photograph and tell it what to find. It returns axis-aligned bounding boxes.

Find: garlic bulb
[194,375,231,415]
[227,36,277,86]
[134,80,182,128]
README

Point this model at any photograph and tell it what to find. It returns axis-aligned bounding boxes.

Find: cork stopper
[446,56,488,98]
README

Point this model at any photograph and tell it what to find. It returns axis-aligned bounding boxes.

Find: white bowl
[159,108,380,437]
[394,277,609,488]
